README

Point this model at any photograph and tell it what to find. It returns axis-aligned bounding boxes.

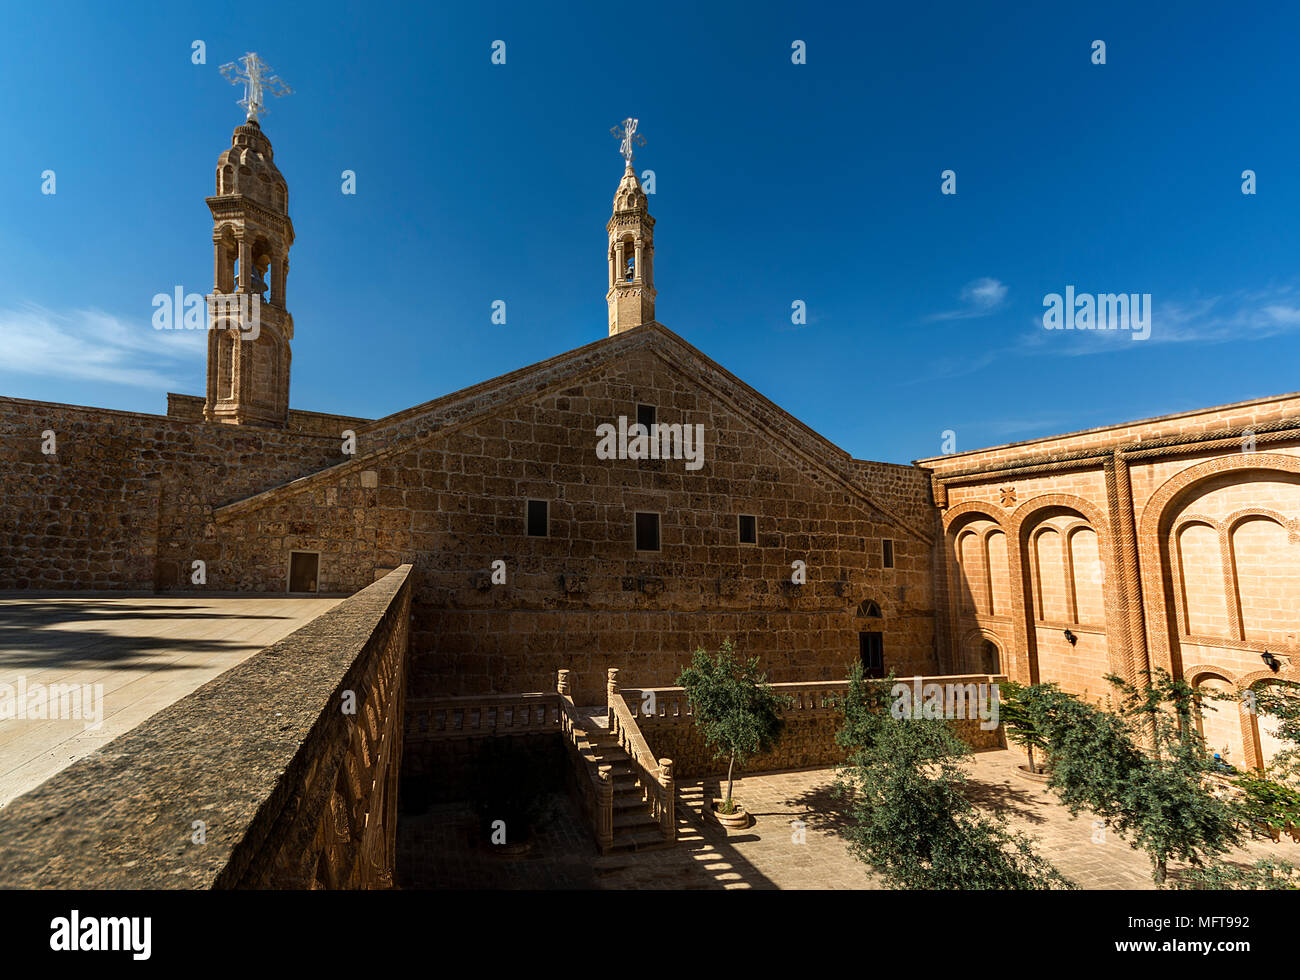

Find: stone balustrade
[406,692,562,741]
[0,564,413,889]
[558,678,614,852]
[606,668,675,842]
[622,673,1007,778]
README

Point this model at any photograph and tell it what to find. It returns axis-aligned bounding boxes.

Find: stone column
[659,758,675,840]
[556,669,570,696]
[237,238,251,292]
[607,667,620,710]
[1109,450,1149,685]
[633,239,644,282]
[597,766,614,853]
[615,241,626,282]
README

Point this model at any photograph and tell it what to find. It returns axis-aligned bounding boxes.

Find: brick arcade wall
[212,348,942,703]
[0,395,346,591]
[924,393,1300,715]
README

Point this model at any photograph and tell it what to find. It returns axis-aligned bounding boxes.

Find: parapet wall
[626,675,1006,778]
[0,564,412,889]
[0,395,344,591]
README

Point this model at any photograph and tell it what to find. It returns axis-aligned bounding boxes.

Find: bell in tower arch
[250,254,270,298]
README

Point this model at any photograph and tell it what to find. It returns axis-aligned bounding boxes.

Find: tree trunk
[725,751,736,807]
[1154,857,1167,886]
[1027,744,1036,773]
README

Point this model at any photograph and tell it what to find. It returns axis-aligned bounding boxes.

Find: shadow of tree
[958,772,1050,825]
[0,596,316,671]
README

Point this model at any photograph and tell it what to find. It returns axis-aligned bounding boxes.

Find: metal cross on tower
[220,52,292,123]
[610,118,646,165]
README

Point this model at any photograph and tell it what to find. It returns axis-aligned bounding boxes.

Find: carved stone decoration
[639,576,665,596]
[1000,485,1017,508]
[559,572,587,594]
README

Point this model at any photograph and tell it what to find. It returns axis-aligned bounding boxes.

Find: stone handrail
[606,669,675,841]
[406,692,561,741]
[0,564,413,889]
[625,674,1007,721]
[557,671,614,852]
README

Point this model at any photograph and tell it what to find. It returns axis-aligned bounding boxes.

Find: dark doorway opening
[859,631,884,678]
[980,640,1000,674]
[289,552,319,593]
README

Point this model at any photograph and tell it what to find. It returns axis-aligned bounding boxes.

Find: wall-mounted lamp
[1262,651,1281,672]
[1064,629,1078,647]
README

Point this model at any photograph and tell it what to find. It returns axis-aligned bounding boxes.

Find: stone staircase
[572,708,673,852]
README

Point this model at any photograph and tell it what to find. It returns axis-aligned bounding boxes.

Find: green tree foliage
[998,679,1050,774]
[1250,680,1300,789]
[675,638,787,811]
[1234,772,1300,836]
[1024,672,1242,886]
[1176,857,1300,890]
[832,662,1072,890]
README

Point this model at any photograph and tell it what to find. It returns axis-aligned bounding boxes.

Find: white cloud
[0,303,205,390]
[1041,287,1300,355]
[927,277,1008,321]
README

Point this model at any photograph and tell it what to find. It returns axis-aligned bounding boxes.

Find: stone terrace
[0,593,343,806]
[397,749,1299,889]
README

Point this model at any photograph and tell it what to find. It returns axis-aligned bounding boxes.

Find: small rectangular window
[635,512,660,551]
[288,552,319,593]
[738,514,757,545]
[882,539,895,569]
[636,403,656,431]
[527,499,548,537]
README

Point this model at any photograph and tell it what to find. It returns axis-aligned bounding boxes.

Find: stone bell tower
[606,118,656,336]
[204,53,294,426]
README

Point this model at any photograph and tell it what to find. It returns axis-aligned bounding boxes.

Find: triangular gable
[214,323,933,542]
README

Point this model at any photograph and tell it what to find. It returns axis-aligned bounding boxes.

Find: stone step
[581,752,633,771]
[609,829,672,853]
[580,749,632,768]
[613,810,659,830]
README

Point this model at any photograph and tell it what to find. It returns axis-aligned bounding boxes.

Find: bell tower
[606,118,656,336]
[204,53,294,427]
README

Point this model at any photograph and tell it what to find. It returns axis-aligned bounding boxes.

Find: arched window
[855,599,883,618]
[622,236,636,280]
[980,640,1000,674]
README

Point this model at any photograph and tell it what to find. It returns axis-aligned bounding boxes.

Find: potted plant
[999,680,1051,781]
[676,639,788,829]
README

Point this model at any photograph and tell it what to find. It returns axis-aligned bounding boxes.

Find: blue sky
[3,0,1299,463]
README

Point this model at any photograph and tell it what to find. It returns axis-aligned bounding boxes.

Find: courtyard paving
[396,748,1299,889]
[0,593,343,807]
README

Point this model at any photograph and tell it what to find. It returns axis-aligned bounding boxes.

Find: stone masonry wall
[0,395,346,591]
[213,346,941,703]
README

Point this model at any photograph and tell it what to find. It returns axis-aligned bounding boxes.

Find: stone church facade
[1,117,1296,750]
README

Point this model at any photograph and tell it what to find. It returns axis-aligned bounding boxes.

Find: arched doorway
[855,600,884,678]
[1250,680,1297,770]
[1193,674,1245,768]
[979,640,1001,674]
